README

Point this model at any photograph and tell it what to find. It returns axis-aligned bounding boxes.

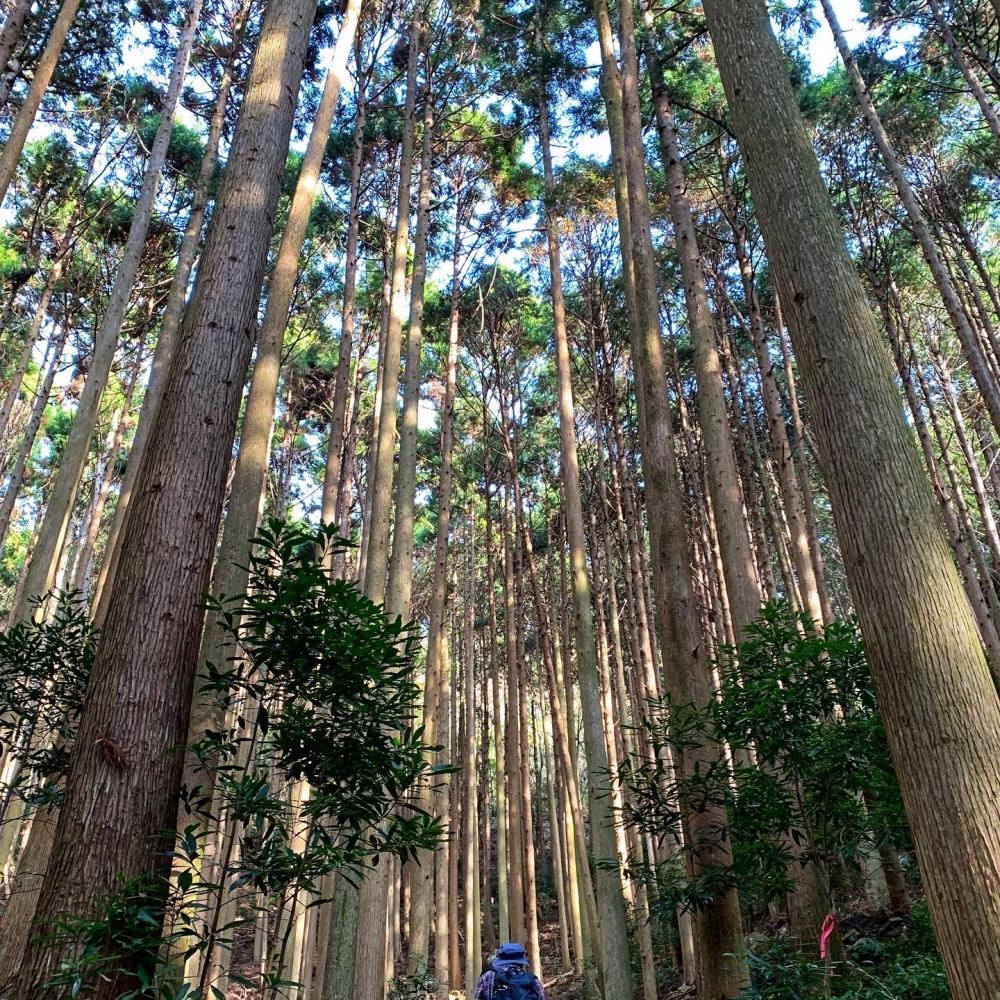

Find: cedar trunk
[12,0,317,991]
[702,3,1000,996]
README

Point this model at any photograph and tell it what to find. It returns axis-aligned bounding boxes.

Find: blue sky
[808,0,870,71]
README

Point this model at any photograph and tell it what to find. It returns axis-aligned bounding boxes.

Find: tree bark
[400,216,462,978]
[926,0,1000,146]
[92,0,253,620]
[0,0,31,113]
[0,257,63,451]
[71,356,141,597]
[462,560,481,997]
[646,50,763,637]
[0,0,84,203]
[535,38,633,996]
[513,536,541,976]
[13,0,204,623]
[319,68,367,538]
[702,3,1000,994]
[386,84,433,620]
[501,491,526,946]
[11,0,318,991]
[182,0,361,807]
[616,1,749,993]
[820,0,1000,437]
[359,13,423,606]
[0,312,68,548]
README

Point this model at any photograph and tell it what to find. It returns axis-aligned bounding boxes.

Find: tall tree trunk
[462,559,481,998]
[182,0,361,808]
[932,348,1000,571]
[354,33,432,994]
[447,638,461,981]
[11,0,318,991]
[701,3,1000,995]
[480,653,498,955]
[646,50,762,637]
[71,357,141,597]
[433,614,453,992]
[0,0,84,203]
[359,11,423,604]
[13,0,204,622]
[0,0,31,113]
[386,85,433,619]
[926,0,1000,146]
[502,490,526,946]
[399,219,461,978]
[820,0,1000,437]
[535,26,634,996]
[721,214,829,624]
[319,68,367,537]
[92,0,252,619]
[616,0,749,993]
[0,313,69,548]
[513,535,542,975]
[774,313,836,620]
[485,470,511,946]
[0,257,62,449]
[543,703,572,973]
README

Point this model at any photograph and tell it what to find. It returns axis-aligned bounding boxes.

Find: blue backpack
[492,964,537,999]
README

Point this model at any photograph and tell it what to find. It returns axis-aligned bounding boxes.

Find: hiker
[474,942,546,999]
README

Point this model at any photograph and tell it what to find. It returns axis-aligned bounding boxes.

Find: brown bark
[723,219,829,624]
[647,47,763,638]
[386,84,433,619]
[480,645,498,956]
[319,50,368,538]
[485,467,511,947]
[926,0,1000,146]
[513,536,542,975]
[11,0,318,991]
[774,314,836,621]
[71,357,141,597]
[359,15,423,605]
[14,0,204,622]
[535,34,632,994]
[339,26,424,994]
[0,312,69,548]
[403,224,462,977]
[820,0,1000,436]
[702,3,1000,994]
[617,0,749,993]
[433,613,453,991]
[502,491,526,946]
[0,0,30,111]
[184,0,361,810]
[93,0,252,619]
[0,0,84,203]
[0,257,63,450]
[448,643,461,981]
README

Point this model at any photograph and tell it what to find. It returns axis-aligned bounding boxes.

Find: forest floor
[221,894,932,998]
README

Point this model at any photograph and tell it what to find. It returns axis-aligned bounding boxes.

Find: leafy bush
[42,876,196,1000]
[840,956,949,1000]
[739,940,950,1000]
[741,940,826,999]
[192,520,443,878]
[41,521,443,998]
[0,593,95,811]
[388,971,440,1000]
[621,601,907,919]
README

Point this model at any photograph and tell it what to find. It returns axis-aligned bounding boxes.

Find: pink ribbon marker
[820,914,837,960]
